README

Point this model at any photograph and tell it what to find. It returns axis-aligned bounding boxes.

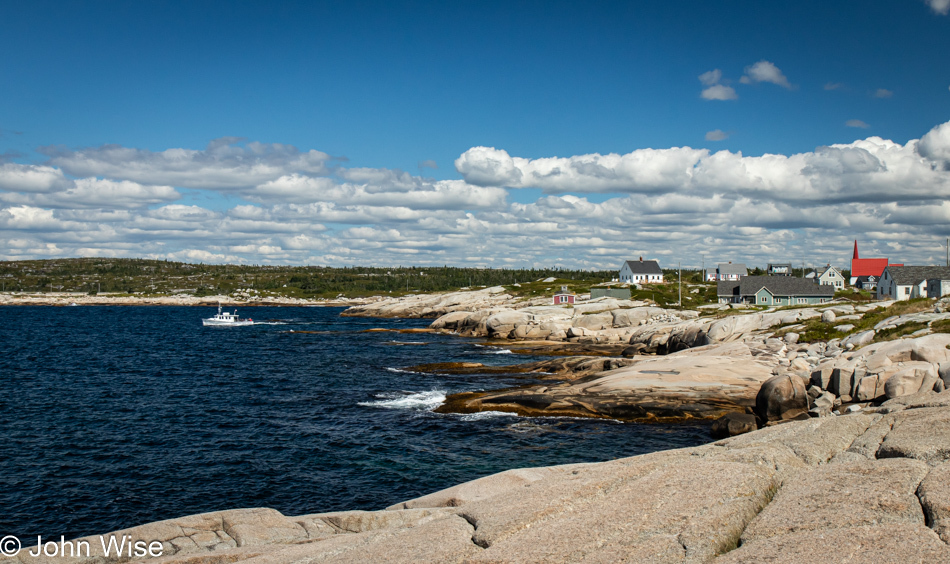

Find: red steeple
[853,240,859,260]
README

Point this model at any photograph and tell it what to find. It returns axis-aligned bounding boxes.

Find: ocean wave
[483,348,513,354]
[358,390,446,410]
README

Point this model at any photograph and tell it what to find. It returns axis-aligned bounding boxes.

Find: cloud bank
[3,122,950,269]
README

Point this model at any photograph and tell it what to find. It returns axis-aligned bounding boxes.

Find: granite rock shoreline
[10,389,950,563]
[346,288,950,423]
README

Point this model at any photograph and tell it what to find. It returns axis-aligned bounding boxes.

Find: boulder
[810,367,834,390]
[572,311,613,331]
[855,374,883,402]
[940,362,950,389]
[485,310,530,338]
[810,391,835,417]
[610,307,665,328]
[885,366,937,399]
[710,412,759,439]
[841,330,875,349]
[790,357,811,372]
[830,367,855,398]
[821,310,836,323]
[621,344,647,357]
[784,332,800,344]
[428,311,472,330]
[755,374,810,422]
[565,326,586,338]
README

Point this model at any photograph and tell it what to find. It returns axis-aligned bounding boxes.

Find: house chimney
[639,256,643,262]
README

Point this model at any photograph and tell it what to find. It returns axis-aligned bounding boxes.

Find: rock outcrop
[805,334,950,407]
[18,391,950,563]
[435,341,778,422]
[340,287,518,318]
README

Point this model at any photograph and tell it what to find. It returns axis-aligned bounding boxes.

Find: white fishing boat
[202,303,254,326]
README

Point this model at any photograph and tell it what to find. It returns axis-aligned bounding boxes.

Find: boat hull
[202,319,254,327]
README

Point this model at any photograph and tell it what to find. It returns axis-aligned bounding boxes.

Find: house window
[798,298,805,304]
[759,296,767,303]
[904,287,910,296]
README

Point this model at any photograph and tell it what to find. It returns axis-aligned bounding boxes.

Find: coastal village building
[767,263,793,276]
[817,265,845,290]
[877,266,950,301]
[853,275,879,291]
[553,285,576,305]
[618,258,663,284]
[705,262,747,282]
[718,276,835,306]
[850,240,901,285]
[590,287,631,299]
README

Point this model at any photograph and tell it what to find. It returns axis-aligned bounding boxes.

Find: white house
[878,266,950,301]
[817,265,845,290]
[619,257,663,284]
[707,262,747,282]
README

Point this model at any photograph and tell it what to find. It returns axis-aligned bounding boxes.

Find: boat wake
[358,390,446,410]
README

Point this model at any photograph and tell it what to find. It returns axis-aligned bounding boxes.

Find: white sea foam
[458,411,519,422]
[480,346,513,354]
[358,390,446,410]
[385,367,423,375]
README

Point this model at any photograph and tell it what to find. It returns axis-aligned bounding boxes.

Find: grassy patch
[628,281,718,308]
[771,298,935,345]
[873,322,929,342]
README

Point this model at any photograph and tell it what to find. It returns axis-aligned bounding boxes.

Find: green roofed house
[718,276,835,306]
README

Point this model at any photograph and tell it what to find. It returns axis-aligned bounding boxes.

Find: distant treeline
[0,258,615,297]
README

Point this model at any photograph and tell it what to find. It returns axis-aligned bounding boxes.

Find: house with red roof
[850,241,901,287]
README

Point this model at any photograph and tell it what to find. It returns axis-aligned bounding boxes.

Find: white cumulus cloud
[925,0,950,14]
[701,84,738,101]
[739,60,792,89]
[42,138,331,190]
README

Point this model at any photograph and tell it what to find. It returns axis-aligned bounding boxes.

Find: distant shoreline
[0,292,376,308]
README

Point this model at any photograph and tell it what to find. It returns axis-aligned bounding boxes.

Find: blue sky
[2,0,950,269]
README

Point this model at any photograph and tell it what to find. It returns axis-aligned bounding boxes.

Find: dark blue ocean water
[0,306,711,539]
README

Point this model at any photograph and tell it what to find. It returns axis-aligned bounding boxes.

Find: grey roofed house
[718,275,835,306]
[878,265,950,301]
[885,266,950,285]
[717,262,747,278]
[622,259,662,275]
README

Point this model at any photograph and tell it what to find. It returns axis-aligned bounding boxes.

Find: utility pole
[678,262,682,306]
[946,237,948,267]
